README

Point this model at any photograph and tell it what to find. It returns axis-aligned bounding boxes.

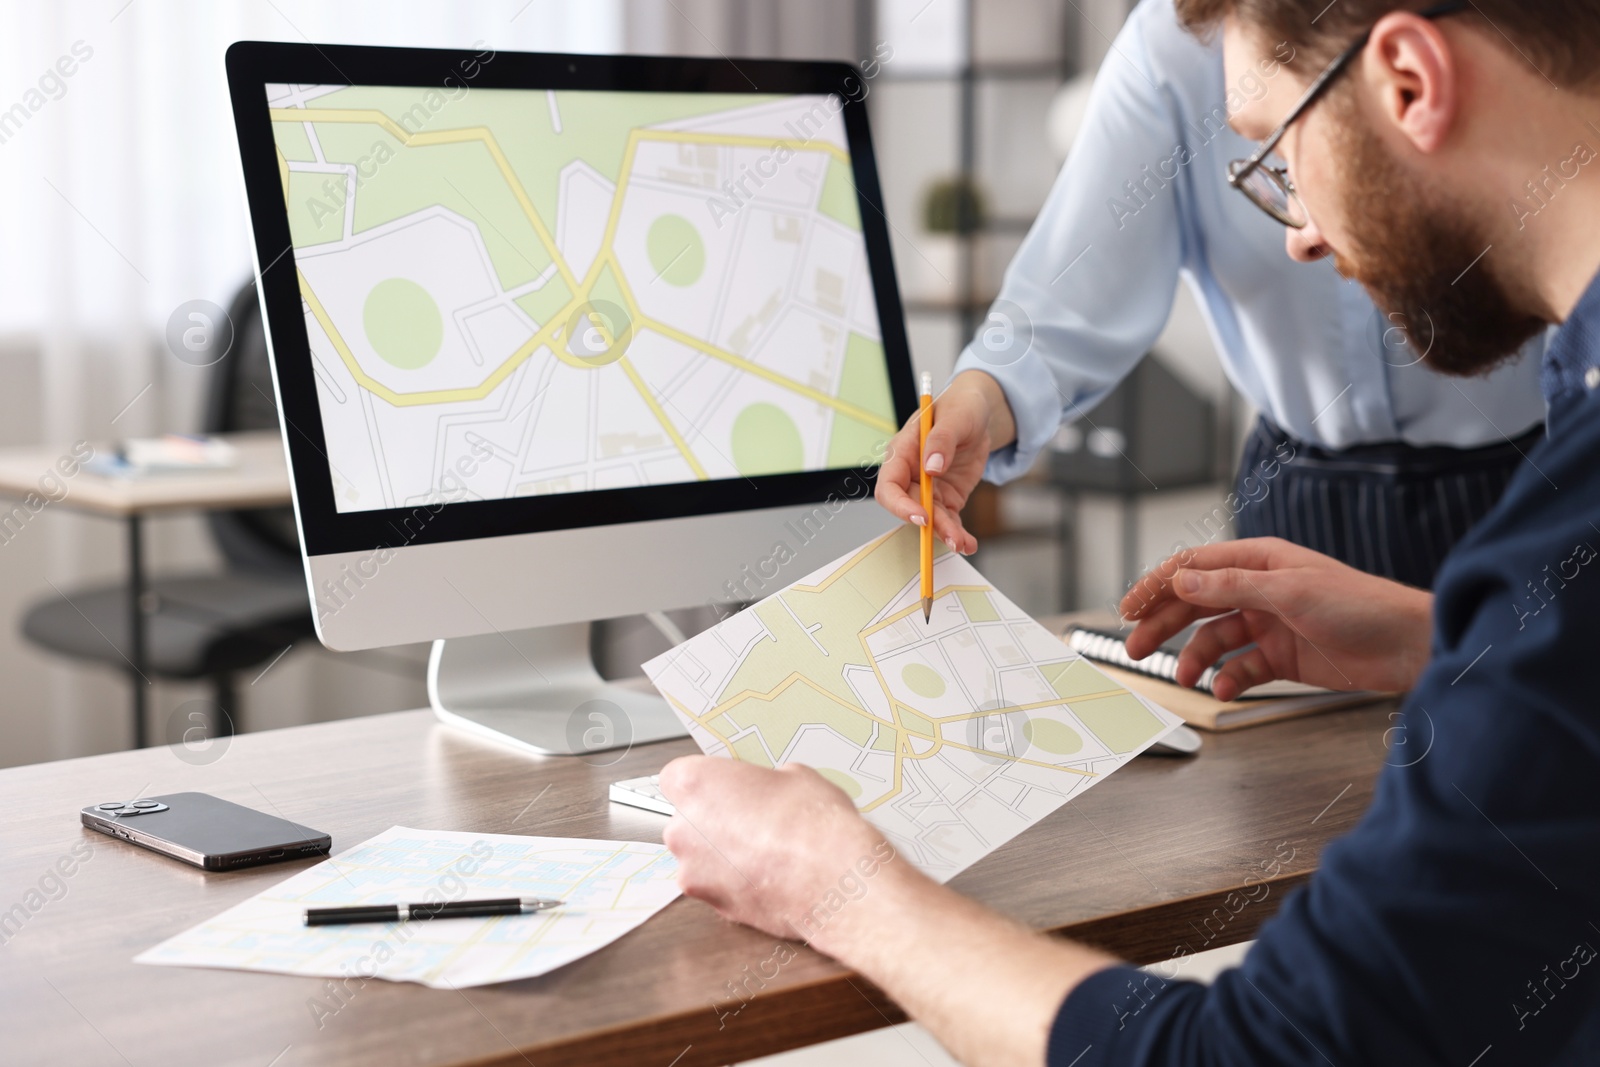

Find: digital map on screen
[267,83,897,513]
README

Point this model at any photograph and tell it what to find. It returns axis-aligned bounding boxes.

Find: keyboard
[609,774,675,815]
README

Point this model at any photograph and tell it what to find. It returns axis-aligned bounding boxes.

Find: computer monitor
[226,42,917,755]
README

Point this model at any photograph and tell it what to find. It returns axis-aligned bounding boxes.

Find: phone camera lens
[133,800,160,808]
[97,802,125,810]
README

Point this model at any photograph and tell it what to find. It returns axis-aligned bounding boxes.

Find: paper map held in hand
[643,526,1182,881]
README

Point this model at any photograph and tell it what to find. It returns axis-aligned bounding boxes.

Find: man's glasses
[1227,0,1470,228]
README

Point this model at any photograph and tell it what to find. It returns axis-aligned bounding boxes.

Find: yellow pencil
[919,372,934,624]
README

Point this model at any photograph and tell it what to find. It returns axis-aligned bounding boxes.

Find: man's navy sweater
[1048,272,1600,1065]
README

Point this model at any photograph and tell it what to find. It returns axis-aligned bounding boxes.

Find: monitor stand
[428,623,689,756]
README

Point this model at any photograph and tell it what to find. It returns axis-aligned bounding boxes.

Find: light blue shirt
[955,0,1546,484]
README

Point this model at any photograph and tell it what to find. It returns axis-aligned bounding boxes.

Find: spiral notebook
[1062,624,1383,731]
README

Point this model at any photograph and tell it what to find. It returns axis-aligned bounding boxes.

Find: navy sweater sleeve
[1047,386,1600,1066]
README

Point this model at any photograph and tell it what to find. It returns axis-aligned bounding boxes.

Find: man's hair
[1173,1,1600,89]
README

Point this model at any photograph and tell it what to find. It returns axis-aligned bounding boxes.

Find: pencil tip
[922,597,932,624]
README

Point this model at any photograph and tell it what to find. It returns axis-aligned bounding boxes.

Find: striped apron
[1234,416,1544,590]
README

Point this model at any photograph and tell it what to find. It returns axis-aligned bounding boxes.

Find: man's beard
[1329,110,1544,377]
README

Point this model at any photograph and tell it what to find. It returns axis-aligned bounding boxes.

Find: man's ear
[1364,10,1460,154]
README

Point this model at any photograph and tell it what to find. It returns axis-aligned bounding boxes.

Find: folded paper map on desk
[136,827,680,988]
[643,526,1182,882]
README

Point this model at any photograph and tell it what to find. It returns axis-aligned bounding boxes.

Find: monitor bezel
[225,40,918,558]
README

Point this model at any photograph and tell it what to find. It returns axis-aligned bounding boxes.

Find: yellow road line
[860,585,993,637]
[788,530,900,594]
[596,251,695,477]
[666,694,739,755]
[298,267,569,407]
[270,107,411,140]
[582,131,643,296]
[710,671,895,727]
[469,130,580,293]
[604,250,639,315]
[858,629,907,812]
[268,108,576,291]
[635,313,897,434]
[617,356,709,480]
[883,698,1098,778]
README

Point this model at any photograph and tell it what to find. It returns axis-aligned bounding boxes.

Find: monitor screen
[264,82,898,515]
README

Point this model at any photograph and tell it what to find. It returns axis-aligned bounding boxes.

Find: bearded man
[658,2,1600,1065]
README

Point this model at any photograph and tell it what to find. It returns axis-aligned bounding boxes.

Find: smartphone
[81,792,331,871]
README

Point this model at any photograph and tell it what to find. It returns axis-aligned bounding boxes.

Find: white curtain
[0,0,622,765]
[0,0,621,338]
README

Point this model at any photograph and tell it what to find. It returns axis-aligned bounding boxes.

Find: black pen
[304,897,565,926]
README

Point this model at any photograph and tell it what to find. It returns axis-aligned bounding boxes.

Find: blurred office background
[0,0,1241,769]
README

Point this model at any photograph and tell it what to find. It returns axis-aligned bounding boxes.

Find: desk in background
[0,677,1395,1067]
[0,430,292,747]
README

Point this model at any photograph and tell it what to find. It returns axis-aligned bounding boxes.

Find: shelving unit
[870,2,1083,344]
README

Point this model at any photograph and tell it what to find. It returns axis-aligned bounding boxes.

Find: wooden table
[0,696,1397,1067]
[0,431,291,747]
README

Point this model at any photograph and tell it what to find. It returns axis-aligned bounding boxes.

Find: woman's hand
[874,370,1016,556]
[1120,537,1435,699]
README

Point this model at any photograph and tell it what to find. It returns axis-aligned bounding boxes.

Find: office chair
[21,281,316,740]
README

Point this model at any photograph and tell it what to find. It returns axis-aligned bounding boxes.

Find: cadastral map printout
[136,827,680,988]
[643,527,1182,881]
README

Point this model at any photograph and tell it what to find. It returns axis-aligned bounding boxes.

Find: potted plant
[913,175,987,302]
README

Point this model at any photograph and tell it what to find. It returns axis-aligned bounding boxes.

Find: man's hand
[1121,538,1434,699]
[659,755,1118,1067]
[659,756,908,954]
[875,370,1017,556]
